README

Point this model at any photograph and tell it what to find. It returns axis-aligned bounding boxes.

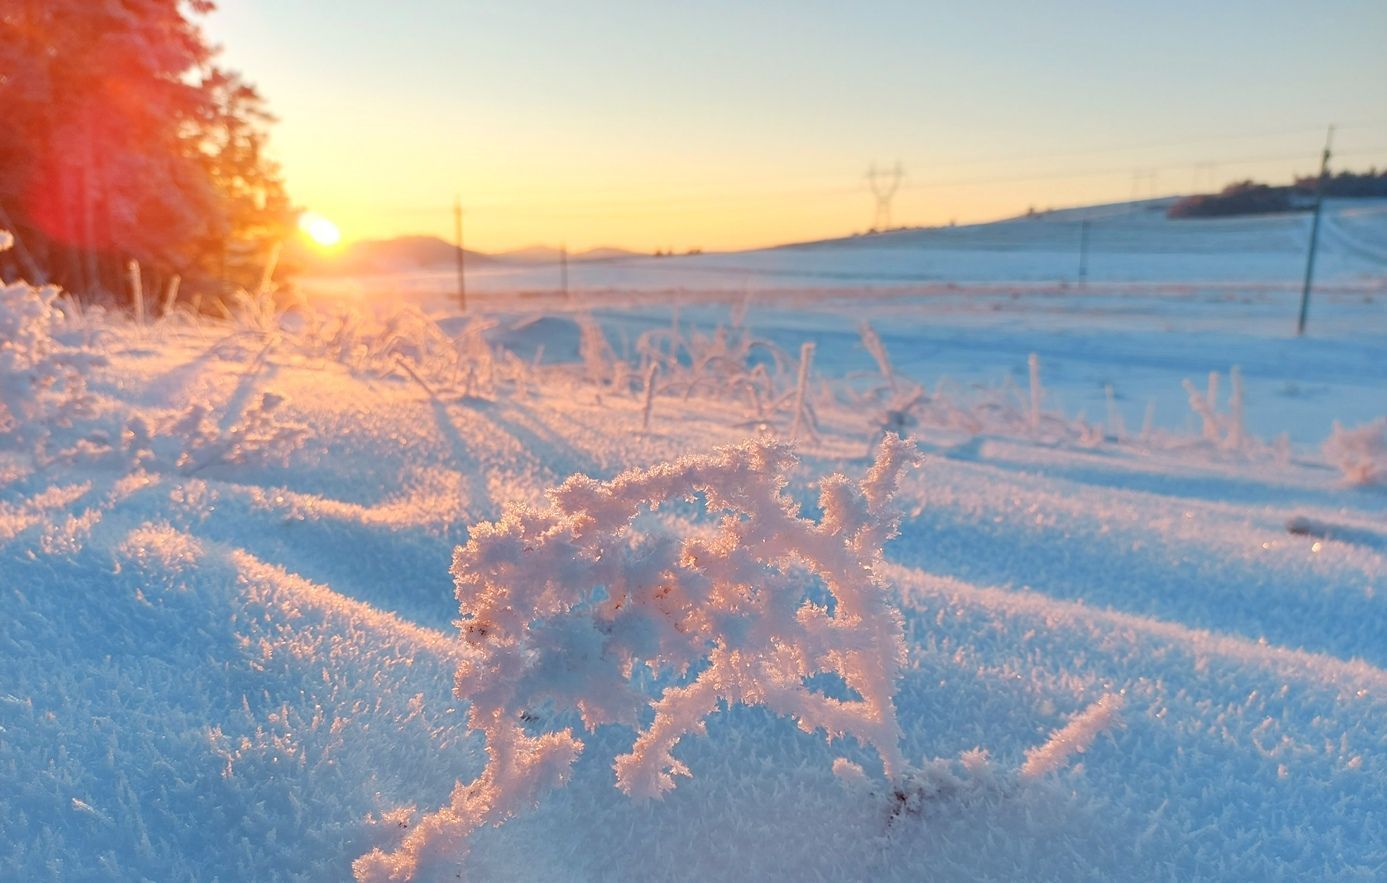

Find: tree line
[0,0,291,305]
[1168,169,1387,219]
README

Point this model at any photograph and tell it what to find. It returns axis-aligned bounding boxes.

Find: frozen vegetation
[1,213,1385,881]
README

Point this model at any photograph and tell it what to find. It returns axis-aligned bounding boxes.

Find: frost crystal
[355,436,916,880]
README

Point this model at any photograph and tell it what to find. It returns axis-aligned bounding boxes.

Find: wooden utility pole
[454,195,466,311]
[1297,126,1333,336]
[560,242,568,298]
[1078,219,1090,286]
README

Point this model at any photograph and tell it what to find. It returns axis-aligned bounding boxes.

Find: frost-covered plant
[859,321,896,392]
[290,305,526,398]
[0,232,101,445]
[354,436,916,881]
[226,285,291,336]
[853,374,1043,445]
[168,393,307,474]
[789,340,819,442]
[295,305,446,376]
[636,319,796,423]
[848,352,1270,460]
[844,349,1073,448]
[450,316,501,397]
[110,393,307,475]
[1322,418,1387,486]
[576,312,615,386]
[1180,367,1247,452]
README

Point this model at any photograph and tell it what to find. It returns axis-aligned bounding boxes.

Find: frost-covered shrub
[845,351,1073,448]
[98,393,303,474]
[354,436,916,881]
[0,233,101,445]
[59,393,306,476]
[576,312,616,385]
[1322,418,1387,486]
[1179,367,1247,452]
[848,349,1271,461]
[289,305,526,398]
[166,392,307,474]
[636,319,800,426]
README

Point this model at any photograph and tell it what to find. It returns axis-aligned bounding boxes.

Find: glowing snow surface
[1,215,1385,880]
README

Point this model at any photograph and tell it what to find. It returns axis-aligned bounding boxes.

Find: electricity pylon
[866,161,905,231]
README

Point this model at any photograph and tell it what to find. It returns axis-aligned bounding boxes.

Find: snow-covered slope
[2,229,1385,880]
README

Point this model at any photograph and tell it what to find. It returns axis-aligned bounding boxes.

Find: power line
[906,120,1387,175]
[896,145,1387,194]
[386,121,1387,214]
[330,143,1387,222]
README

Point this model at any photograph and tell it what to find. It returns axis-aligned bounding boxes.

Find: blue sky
[205,1,1387,251]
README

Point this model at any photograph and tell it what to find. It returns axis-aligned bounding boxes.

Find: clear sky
[204,1,1387,253]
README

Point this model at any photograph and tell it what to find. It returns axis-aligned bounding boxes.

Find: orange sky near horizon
[283,136,1381,255]
[206,2,1387,255]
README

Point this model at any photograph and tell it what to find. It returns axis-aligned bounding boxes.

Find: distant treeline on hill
[1168,169,1387,219]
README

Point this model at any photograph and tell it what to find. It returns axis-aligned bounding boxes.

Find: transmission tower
[866,161,905,231]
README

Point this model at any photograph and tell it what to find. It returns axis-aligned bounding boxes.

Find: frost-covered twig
[860,321,896,392]
[1020,693,1124,779]
[640,362,659,432]
[790,341,818,443]
[128,260,145,327]
[1226,366,1245,451]
[395,355,439,402]
[161,275,181,318]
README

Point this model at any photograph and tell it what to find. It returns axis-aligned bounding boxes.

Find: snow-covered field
[305,198,1387,295]
[2,207,1385,881]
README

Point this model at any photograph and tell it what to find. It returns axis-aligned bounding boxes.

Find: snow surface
[2,209,1385,881]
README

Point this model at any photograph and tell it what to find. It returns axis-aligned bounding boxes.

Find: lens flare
[299,212,342,247]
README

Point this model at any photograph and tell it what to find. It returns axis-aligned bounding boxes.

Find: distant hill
[575,246,641,261]
[291,238,643,276]
[494,245,642,263]
[494,245,563,263]
[291,236,492,276]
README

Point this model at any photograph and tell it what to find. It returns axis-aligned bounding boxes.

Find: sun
[298,211,342,248]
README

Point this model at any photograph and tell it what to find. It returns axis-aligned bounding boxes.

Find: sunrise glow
[298,212,341,248]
